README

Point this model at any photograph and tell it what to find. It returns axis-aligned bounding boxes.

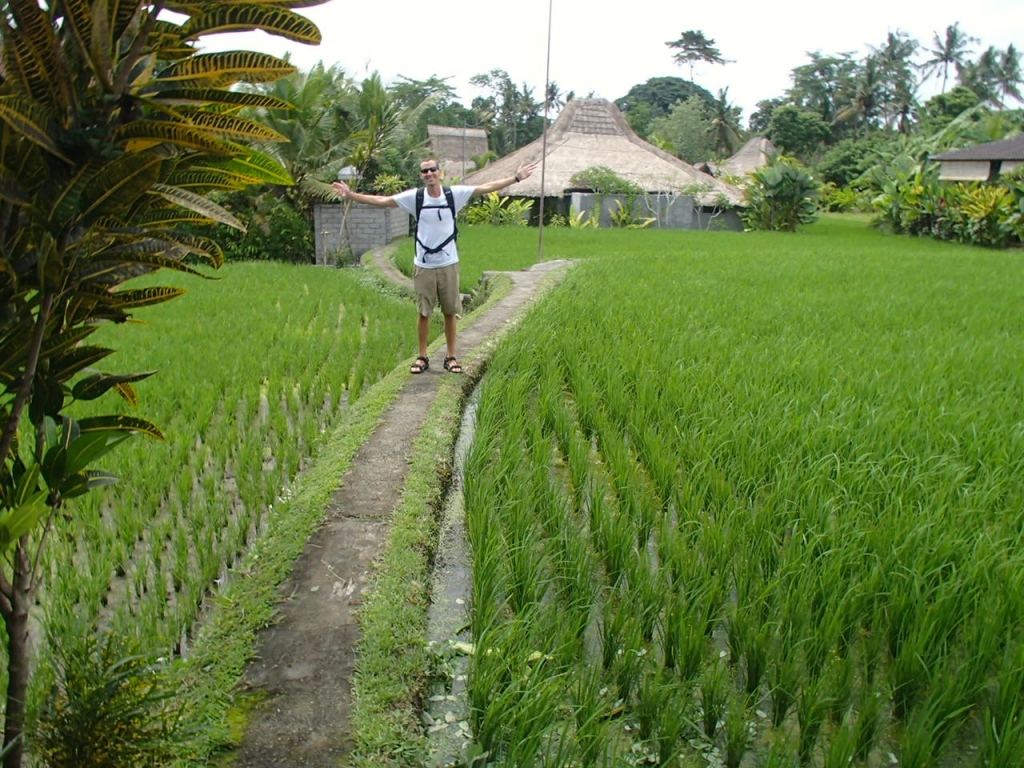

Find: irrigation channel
[424,388,479,764]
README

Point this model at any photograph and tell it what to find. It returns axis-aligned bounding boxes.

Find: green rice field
[8,217,1023,767]
[458,218,1024,766]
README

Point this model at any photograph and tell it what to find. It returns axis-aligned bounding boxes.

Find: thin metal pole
[537,0,553,262]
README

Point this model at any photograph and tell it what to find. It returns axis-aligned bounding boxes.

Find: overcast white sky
[197,0,1023,122]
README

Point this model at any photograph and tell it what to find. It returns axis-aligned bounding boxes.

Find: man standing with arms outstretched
[333,158,537,374]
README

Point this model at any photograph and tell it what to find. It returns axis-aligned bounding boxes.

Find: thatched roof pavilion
[721,137,776,178]
[462,98,744,207]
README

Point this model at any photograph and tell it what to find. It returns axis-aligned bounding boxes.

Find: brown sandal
[443,356,463,374]
[411,355,429,374]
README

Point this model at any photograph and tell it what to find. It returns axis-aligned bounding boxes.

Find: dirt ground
[229,248,571,767]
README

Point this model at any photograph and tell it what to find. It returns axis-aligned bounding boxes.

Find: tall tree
[766,105,832,161]
[666,30,730,84]
[648,96,715,164]
[993,44,1023,104]
[545,81,570,114]
[469,69,542,155]
[869,31,920,133]
[0,3,318,765]
[921,23,978,92]
[958,45,1017,105]
[388,74,460,112]
[616,76,716,138]
[749,98,786,134]
[707,88,746,156]
[787,52,859,125]
[834,56,883,137]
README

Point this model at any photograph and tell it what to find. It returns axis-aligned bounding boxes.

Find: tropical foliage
[0,2,320,764]
[869,157,1024,248]
[741,154,821,232]
[463,193,534,226]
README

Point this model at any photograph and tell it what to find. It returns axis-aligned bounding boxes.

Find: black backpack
[414,186,458,258]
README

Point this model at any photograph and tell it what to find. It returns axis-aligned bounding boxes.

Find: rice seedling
[722,693,753,768]
[820,715,857,768]
[979,649,1024,767]
[634,673,692,767]
[609,620,646,704]
[852,687,884,764]
[796,677,830,766]
[567,664,617,767]
[699,657,729,740]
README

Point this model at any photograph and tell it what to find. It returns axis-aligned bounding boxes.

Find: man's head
[419,158,441,190]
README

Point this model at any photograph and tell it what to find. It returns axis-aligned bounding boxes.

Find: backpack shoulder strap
[414,186,459,258]
[443,186,458,241]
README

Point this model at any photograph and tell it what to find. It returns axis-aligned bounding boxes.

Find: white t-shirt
[394,185,474,268]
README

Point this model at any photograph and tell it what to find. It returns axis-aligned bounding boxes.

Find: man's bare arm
[332,180,399,207]
[471,161,539,198]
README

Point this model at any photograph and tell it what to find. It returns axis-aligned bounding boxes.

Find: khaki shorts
[413,263,461,317]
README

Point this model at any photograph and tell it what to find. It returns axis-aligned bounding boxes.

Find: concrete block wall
[313,202,411,265]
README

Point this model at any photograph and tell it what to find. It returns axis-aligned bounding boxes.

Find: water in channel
[424,385,479,765]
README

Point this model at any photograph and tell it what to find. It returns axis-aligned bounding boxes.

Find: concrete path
[231,248,570,766]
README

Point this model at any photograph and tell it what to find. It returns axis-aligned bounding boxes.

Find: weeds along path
[231,245,572,766]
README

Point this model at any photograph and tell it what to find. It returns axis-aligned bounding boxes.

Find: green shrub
[31,632,195,767]
[868,155,940,236]
[202,192,315,263]
[741,154,821,232]
[819,182,872,213]
[463,193,534,226]
[548,206,597,229]
[815,136,889,188]
[569,166,642,195]
[933,183,1023,248]
[609,199,656,228]
[870,158,1023,248]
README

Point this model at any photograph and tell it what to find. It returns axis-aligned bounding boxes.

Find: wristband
[514,173,521,182]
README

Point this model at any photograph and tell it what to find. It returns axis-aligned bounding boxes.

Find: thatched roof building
[698,137,776,180]
[462,98,743,207]
[427,124,489,181]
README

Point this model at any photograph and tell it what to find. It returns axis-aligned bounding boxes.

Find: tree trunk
[2,544,33,768]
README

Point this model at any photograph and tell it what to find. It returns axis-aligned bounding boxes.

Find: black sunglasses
[420,166,439,174]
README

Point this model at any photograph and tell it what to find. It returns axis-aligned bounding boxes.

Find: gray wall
[313,202,411,265]
[569,192,742,231]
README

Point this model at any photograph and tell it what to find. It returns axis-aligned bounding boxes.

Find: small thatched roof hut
[696,137,776,180]
[720,137,776,178]
[462,98,743,207]
[427,124,489,181]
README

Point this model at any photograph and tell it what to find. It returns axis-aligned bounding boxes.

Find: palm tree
[834,56,883,136]
[0,3,319,765]
[707,88,746,156]
[545,81,567,115]
[994,44,1023,104]
[869,31,920,132]
[958,45,1014,106]
[922,23,978,92]
[248,63,360,210]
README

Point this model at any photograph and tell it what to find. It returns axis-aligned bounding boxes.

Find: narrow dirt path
[231,249,570,766]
